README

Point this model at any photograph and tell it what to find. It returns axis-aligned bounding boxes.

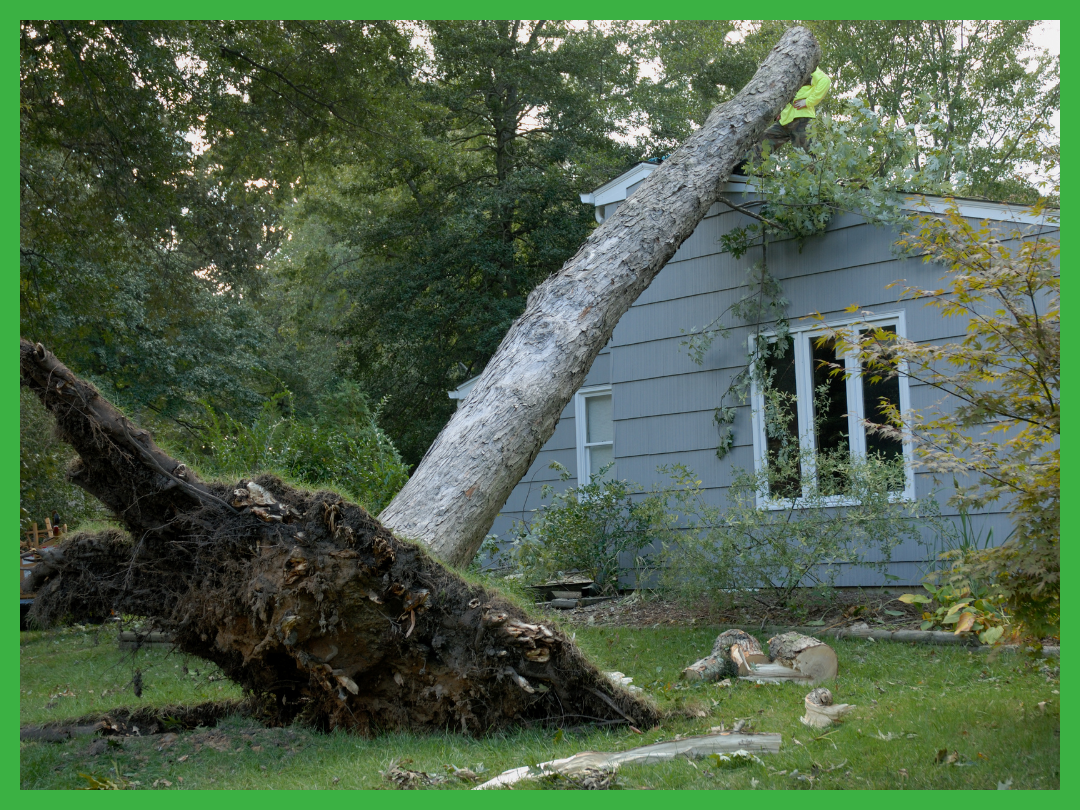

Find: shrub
[829,199,1060,635]
[193,382,408,514]
[658,388,942,609]
[504,463,674,594]
[19,388,106,535]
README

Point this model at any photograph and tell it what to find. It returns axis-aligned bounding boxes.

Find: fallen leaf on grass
[385,759,448,789]
[998,778,1013,790]
[707,750,764,768]
[935,749,959,765]
[445,765,483,783]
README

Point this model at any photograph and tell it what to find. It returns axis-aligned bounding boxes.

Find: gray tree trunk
[380,26,822,567]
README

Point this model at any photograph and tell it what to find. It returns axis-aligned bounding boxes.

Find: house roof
[582,162,1057,227]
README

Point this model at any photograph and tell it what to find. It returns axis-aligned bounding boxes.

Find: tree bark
[767,632,839,683]
[380,26,822,567]
[19,340,660,735]
[682,629,769,681]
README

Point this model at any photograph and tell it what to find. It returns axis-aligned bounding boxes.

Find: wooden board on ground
[474,731,783,789]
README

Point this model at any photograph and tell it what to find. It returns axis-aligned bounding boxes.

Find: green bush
[19,388,106,536]
[658,389,942,608]
[193,382,408,514]
[503,462,674,594]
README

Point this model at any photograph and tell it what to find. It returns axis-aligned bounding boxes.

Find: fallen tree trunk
[380,26,822,567]
[20,340,659,735]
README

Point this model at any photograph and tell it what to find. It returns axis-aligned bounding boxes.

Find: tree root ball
[20,339,659,736]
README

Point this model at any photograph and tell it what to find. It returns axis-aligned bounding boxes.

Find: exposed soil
[21,700,246,742]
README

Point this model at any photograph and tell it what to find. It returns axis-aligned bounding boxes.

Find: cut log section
[683,629,770,681]
[766,632,839,684]
[474,731,782,789]
[800,687,856,728]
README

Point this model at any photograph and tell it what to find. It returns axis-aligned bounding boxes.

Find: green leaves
[898,594,932,606]
[906,578,1011,642]
[835,198,1059,636]
[506,462,675,593]
[193,386,408,514]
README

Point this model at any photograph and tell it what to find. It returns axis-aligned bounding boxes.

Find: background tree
[21,21,275,420]
[275,21,643,464]
[20,20,417,422]
[807,20,1058,202]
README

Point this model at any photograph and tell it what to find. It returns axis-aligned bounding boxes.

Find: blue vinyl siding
[488,191,1046,585]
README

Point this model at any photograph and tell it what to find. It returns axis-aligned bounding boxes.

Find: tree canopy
[20,20,1059,480]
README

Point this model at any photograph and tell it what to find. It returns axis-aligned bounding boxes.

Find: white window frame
[749,312,915,509]
[575,386,614,483]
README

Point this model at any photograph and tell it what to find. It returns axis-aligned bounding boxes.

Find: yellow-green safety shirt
[778,68,831,127]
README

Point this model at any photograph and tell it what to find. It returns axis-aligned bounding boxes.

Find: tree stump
[800,687,856,728]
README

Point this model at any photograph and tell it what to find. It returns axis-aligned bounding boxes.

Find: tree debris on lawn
[604,671,643,693]
[473,731,782,789]
[737,632,839,684]
[800,687,856,728]
[682,629,769,681]
[384,759,449,789]
[19,340,660,736]
[683,630,839,685]
[763,632,839,684]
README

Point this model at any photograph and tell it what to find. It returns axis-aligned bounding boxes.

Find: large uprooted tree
[22,27,820,734]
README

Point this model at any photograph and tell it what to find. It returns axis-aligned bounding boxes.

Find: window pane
[811,337,850,495]
[811,337,850,454]
[589,444,614,481]
[585,394,612,443]
[764,338,801,498]
[860,326,904,465]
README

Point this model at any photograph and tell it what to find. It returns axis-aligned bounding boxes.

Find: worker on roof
[757,67,831,155]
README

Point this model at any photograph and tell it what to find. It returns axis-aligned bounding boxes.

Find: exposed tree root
[20,700,246,741]
[20,340,660,735]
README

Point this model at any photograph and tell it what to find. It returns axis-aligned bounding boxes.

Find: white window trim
[575,385,613,483]
[749,312,915,509]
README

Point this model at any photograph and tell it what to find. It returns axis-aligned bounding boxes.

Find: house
[454,162,1055,586]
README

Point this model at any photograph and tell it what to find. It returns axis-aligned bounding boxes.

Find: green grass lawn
[20,623,1060,789]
